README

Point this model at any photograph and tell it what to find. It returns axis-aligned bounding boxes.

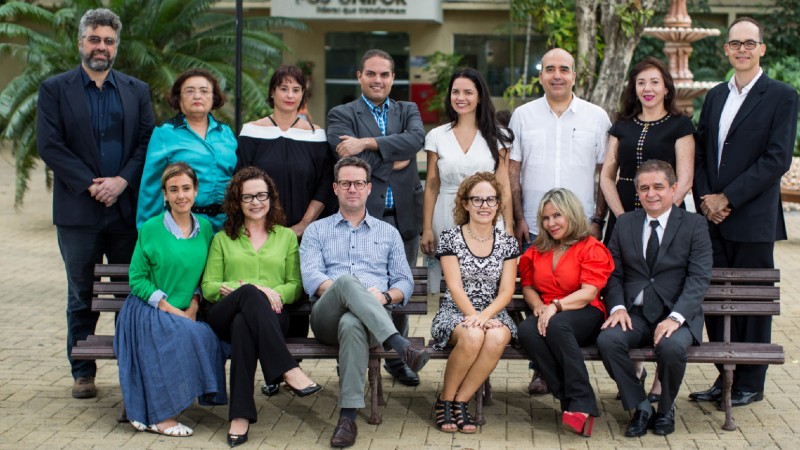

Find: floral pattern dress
[431,226,520,350]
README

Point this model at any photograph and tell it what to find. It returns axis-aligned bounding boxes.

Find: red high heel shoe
[562,411,594,437]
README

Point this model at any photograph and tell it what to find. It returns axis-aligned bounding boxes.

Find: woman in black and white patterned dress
[431,172,518,434]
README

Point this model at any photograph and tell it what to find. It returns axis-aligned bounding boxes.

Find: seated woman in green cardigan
[201,166,322,448]
[115,162,227,438]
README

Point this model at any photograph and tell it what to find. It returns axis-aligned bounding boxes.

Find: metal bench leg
[474,383,486,425]
[367,357,383,425]
[117,400,127,423]
[721,364,737,431]
[483,377,493,406]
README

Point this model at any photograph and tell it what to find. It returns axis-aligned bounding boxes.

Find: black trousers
[596,308,692,414]
[203,284,296,422]
[707,235,774,392]
[518,306,604,416]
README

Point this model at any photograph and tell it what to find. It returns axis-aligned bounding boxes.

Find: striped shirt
[362,94,394,209]
[299,210,413,305]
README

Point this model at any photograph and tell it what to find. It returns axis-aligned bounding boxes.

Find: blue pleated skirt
[114,295,228,425]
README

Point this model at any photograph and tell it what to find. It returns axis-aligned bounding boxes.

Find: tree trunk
[589,0,657,114]
[574,0,600,99]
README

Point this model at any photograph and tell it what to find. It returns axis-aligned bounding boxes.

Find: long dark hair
[222,167,286,240]
[444,67,513,170]
[617,57,681,121]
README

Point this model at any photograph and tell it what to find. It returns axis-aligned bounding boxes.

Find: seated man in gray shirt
[300,156,430,448]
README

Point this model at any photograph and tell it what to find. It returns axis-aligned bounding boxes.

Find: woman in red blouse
[517,188,614,437]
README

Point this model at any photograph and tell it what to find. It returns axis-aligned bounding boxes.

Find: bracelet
[591,217,606,226]
[552,299,563,312]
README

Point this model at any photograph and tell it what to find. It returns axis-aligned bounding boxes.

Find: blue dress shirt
[300,210,413,305]
[137,113,237,231]
[81,68,123,177]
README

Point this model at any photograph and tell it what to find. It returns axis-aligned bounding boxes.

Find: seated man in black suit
[597,159,712,437]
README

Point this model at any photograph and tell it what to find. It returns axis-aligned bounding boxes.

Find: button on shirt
[717,69,763,167]
[509,95,611,234]
[362,95,394,209]
[299,211,413,305]
[609,207,684,324]
[81,68,123,177]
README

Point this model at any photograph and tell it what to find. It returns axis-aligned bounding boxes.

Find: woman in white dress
[420,68,514,277]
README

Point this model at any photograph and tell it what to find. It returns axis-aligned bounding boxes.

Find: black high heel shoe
[227,425,249,447]
[284,381,323,397]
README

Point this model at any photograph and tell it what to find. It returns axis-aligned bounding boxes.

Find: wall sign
[272,0,443,23]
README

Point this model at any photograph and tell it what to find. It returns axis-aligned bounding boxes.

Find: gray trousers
[310,275,398,408]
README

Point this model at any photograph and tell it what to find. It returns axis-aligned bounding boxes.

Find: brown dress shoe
[528,371,550,395]
[72,376,97,399]
[330,416,357,448]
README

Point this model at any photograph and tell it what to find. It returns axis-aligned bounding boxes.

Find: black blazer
[605,208,713,343]
[327,98,425,241]
[37,66,155,226]
[693,73,798,242]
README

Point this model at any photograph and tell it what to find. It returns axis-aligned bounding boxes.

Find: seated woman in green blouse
[201,166,322,447]
[115,162,227,438]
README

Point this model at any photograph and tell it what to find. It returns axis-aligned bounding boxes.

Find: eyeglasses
[182,88,212,97]
[467,196,499,207]
[726,40,762,50]
[241,192,270,203]
[85,36,117,46]
[336,180,368,190]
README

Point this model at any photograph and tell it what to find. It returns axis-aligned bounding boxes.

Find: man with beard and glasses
[37,8,155,399]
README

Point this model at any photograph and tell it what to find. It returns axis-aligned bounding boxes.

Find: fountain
[642,0,721,115]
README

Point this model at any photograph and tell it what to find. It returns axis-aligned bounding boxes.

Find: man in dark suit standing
[597,160,712,437]
[327,49,425,386]
[690,17,798,407]
[37,8,154,399]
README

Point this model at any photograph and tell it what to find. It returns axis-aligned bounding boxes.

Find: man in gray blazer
[597,160,712,437]
[327,49,425,386]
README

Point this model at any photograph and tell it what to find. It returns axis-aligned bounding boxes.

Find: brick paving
[1,147,798,449]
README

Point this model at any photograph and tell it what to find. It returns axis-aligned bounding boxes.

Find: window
[454,34,547,97]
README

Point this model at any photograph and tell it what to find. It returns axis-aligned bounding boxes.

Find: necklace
[556,243,570,252]
[466,224,492,242]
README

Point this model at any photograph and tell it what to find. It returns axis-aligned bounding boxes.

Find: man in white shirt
[508,47,611,394]
[691,16,798,406]
[597,159,712,437]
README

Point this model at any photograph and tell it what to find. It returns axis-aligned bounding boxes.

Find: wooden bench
[419,267,783,431]
[781,187,800,204]
[72,263,429,425]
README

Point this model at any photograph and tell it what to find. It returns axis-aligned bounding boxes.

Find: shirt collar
[544,93,579,114]
[80,66,117,89]
[332,209,376,229]
[172,112,221,130]
[728,68,763,95]
[163,211,200,239]
[646,207,672,230]
[362,94,390,114]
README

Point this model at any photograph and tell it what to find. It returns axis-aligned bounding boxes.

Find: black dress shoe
[384,362,420,386]
[402,345,431,373]
[330,416,357,448]
[652,406,675,435]
[689,385,722,402]
[624,408,655,437]
[285,382,324,397]
[227,427,249,447]
[261,383,280,397]
[727,390,764,407]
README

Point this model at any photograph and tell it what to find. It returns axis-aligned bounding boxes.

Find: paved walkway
[1,149,798,449]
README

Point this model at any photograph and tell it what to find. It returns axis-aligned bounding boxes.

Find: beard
[80,48,115,72]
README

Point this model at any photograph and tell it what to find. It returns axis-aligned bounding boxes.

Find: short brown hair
[533,188,591,253]
[222,167,286,240]
[268,65,307,110]
[452,172,504,226]
[167,68,226,111]
[334,156,371,182]
[359,49,394,72]
[160,161,198,191]
[728,16,763,42]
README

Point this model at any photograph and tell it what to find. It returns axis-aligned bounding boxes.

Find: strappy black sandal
[453,401,478,434]
[434,395,457,433]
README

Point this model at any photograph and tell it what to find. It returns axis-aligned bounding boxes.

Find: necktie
[643,220,662,322]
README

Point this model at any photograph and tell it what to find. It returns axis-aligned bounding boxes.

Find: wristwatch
[668,314,682,324]
[591,216,606,226]
[382,291,392,306]
[552,299,563,312]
